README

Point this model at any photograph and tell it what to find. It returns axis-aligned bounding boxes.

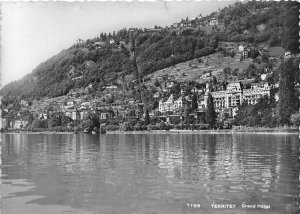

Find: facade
[158,82,270,117]
[158,95,185,113]
[100,113,108,120]
[71,110,80,121]
[242,82,271,105]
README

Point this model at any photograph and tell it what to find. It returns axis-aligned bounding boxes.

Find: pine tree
[205,93,217,128]
[144,107,150,125]
[192,94,198,112]
[277,59,299,125]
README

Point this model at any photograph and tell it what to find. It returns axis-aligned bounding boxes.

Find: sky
[1,0,236,86]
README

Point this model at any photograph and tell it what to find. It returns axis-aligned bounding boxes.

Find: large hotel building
[158,82,271,117]
[207,82,271,111]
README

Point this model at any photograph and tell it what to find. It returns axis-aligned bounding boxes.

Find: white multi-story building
[243,82,271,105]
[205,82,271,112]
[157,82,271,117]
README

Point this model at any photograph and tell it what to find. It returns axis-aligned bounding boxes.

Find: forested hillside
[1,1,299,102]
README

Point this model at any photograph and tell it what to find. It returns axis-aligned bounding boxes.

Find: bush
[134,123,144,131]
[174,124,182,129]
[198,123,209,130]
[189,124,197,130]
[120,122,133,131]
[106,125,119,131]
[148,125,160,130]
[159,122,170,130]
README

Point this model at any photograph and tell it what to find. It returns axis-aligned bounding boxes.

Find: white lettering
[211,203,236,208]
[241,204,256,208]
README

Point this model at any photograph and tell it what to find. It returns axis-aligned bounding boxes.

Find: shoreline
[106,129,299,135]
[2,127,299,135]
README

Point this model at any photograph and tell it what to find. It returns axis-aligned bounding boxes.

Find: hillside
[144,52,254,85]
[1,1,299,104]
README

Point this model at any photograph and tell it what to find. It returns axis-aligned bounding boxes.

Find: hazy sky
[1,0,235,86]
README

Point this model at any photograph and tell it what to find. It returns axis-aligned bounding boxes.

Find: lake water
[1,133,299,214]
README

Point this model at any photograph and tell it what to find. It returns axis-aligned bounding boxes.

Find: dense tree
[159,121,169,130]
[223,67,232,81]
[249,49,259,59]
[81,112,100,132]
[27,112,35,127]
[191,94,198,112]
[276,59,299,125]
[61,115,72,126]
[184,105,191,124]
[205,93,217,128]
[144,107,150,125]
[152,100,159,110]
[233,95,278,128]
[30,118,47,130]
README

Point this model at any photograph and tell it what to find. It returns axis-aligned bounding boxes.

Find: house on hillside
[243,30,250,35]
[80,101,91,110]
[85,60,94,67]
[38,112,48,120]
[20,100,29,107]
[261,74,267,81]
[238,44,249,60]
[76,38,84,44]
[209,18,219,26]
[238,45,245,52]
[94,41,105,47]
[109,39,115,44]
[166,81,175,88]
[119,40,126,46]
[258,45,268,56]
[67,101,75,107]
[153,92,160,98]
[284,51,291,58]
[105,85,118,91]
[257,24,266,32]
[72,76,83,81]
[242,50,249,59]
[172,23,180,28]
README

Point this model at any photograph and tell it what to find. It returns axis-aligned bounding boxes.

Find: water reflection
[1,133,299,214]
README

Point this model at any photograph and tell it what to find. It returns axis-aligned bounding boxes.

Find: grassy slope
[144,49,253,85]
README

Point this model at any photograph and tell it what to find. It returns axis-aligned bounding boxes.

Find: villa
[158,94,186,113]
